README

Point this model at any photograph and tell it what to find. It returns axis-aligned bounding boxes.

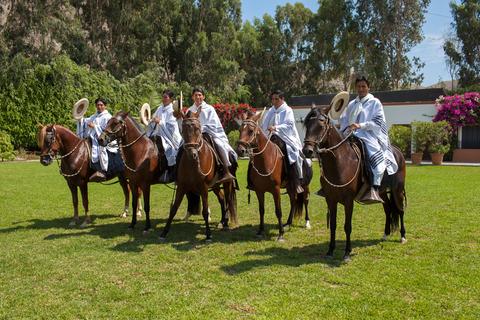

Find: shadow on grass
[221,239,382,272]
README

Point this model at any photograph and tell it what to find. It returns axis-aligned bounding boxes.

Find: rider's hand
[153,116,161,124]
[349,123,361,131]
[268,125,276,132]
[87,122,95,128]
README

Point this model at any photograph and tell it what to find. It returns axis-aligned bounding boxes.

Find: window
[461,126,480,149]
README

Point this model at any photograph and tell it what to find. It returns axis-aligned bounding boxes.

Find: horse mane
[115,111,145,134]
[37,125,47,149]
[303,106,324,128]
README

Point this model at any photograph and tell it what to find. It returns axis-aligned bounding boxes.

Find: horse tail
[227,185,238,226]
[186,192,201,215]
[293,192,305,220]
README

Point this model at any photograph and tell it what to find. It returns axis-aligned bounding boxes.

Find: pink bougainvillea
[433,92,480,129]
[212,103,256,129]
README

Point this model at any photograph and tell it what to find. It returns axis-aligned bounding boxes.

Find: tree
[444,0,480,87]
[356,0,430,90]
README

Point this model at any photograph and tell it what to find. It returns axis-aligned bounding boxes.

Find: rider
[76,97,119,182]
[187,87,237,184]
[261,90,307,193]
[339,75,398,204]
[146,89,182,183]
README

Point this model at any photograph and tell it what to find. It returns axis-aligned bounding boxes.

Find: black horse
[302,106,407,261]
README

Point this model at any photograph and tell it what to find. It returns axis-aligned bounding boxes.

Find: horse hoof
[68,220,78,227]
[208,215,212,223]
[283,224,291,230]
[143,229,150,235]
[120,212,128,218]
[217,222,224,229]
[205,237,213,242]
[80,221,90,229]
[401,237,407,244]
[343,255,351,262]
[277,236,285,242]
[382,234,388,241]
[305,221,312,230]
[324,253,334,259]
[158,236,167,242]
[136,212,142,218]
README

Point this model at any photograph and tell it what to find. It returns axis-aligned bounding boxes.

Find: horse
[38,124,140,227]
[98,111,207,233]
[236,111,311,241]
[159,108,238,241]
[302,106,407,261]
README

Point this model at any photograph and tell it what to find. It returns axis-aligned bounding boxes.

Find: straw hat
[140,103,151,126]
[328,91,350,120]
[72,98,89,120]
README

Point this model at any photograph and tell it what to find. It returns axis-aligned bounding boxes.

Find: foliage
[388,125,411,156]
[0,131,15,161]
[227,130,240,149]
[444,0,480,87]
[433,92,480,129]
[1,162,480,318]
[411,121,430,153]
[212,103,256,133]
[427,121,451,154]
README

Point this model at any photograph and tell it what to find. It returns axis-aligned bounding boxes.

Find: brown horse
[236,112,311,241]
[159,109,238,241]
[302,106,407,261]
[38,124,139,227]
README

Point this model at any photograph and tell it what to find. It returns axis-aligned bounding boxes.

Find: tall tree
[356,0,430,90]
[444,0,480,87]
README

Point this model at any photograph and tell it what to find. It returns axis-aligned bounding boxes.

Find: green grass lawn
[0,161,479,319]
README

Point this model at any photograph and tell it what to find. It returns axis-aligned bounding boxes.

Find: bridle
[238,119,280,177]
[303,113,361,188]
[181,117,214,177]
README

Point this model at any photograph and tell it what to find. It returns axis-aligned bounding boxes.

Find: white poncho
[339,93,398,184]
[261,102,305,177]
[146,103,183,166]
[188,102,237,166]
[77,110,118,172]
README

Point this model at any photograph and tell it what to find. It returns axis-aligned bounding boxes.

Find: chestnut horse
[236,112,311,241]
[159,109,238,241]
[302,106,407,261]
[38,124,139,227]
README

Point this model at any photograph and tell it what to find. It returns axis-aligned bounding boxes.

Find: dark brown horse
[236,112,311,241]
[159,109,238,241]
[38,124,139,227]
[302,106,407,261]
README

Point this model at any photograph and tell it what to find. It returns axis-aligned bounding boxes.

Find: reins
[182,118,215,177]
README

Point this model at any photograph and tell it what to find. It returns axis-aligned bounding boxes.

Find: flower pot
[411,152,423,165]
[430,152,444,165]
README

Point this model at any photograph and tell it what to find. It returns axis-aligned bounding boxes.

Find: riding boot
[293,162,304,194]
[89,170,107,182]
[216,151,235,184]
[357,185,384,204]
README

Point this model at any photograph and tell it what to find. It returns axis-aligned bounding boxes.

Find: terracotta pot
[411,152,423,165]
[430,152,444,165]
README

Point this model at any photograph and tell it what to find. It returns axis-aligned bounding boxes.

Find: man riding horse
[183,87,238,184]
[76,97,121,182]
[337,75,398,203]
[260,90,309,194]
[146,89,182,183]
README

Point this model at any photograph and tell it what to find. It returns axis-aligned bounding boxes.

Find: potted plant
[428,121,451,165]
[411,121,429,165]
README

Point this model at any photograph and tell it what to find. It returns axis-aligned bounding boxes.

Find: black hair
[192,87,205,95]
[270,89,285,99]
[162,89,174,99]
[95,97,107,105]
[355,75,370,87]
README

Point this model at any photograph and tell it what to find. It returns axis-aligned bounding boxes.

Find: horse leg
[381,194,391,241]
[67,181,80,226]
[137,187,143,218]
[343,200,354,262]
[129,183,140,229]
[273,187,285,242]
[142,184,151,233]
[326,200,337,258]
[394,188,407,244]
[255,191,265,238]
[213,187,227,229]
[224,182,238,228]
[79,183,90,228]
[201,190,212,241]
[304,190,311,229]
[283,189,295,229]
[159,188,185,240]
[119,176,130,218]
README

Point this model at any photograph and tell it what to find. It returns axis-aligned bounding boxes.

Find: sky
[242,0,455,87]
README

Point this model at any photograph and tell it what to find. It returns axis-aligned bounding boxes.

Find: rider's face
[192,92,205,106]
[162,94,172,106]
[356,81,369,98]
[271,94,284,108]
[95,101,106,113]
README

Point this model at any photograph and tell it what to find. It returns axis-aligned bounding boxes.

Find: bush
[0,131,15,161]
[227,130,240,149]
[428,121,451,154]
[411,121,430,153]
[388,125,411,156]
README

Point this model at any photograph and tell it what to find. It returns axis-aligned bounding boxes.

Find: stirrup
[217,172,235,184]
[89,171,106,182]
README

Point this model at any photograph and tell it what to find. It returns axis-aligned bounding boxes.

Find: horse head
[99,111,129,146]
[236,110,261,157]
[302,105,332,158]
[38,124,60,166]
[181,109,203,162]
